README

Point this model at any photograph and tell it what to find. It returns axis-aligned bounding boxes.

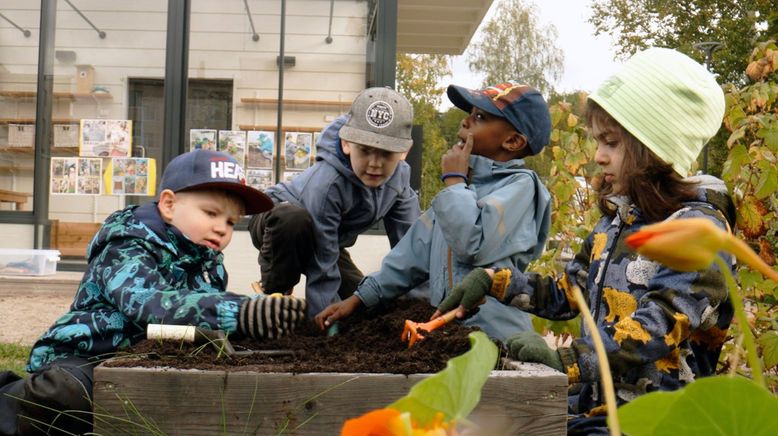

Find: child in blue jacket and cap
[248,87,421,317]
[0,149,306,435]
[315,82,553,342]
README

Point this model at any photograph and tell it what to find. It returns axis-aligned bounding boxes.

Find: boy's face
[158,190,244,251]
[341,139,404,188]
[458,107,522,160]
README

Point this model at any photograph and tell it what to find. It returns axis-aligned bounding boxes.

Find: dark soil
[105,298,495,374]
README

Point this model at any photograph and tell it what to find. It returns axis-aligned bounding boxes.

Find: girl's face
[591,117,627,194]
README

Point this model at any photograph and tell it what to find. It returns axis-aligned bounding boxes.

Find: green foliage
[589,0,778,85]
[395,53,451,112]
[720,41,778,390]
[526,98,600,336]
[466,0,564,94]
[618,375,778,435]
[389,332,498,427]
[759,331,778,370]
[395,53,453,209]
[0,343,30,377]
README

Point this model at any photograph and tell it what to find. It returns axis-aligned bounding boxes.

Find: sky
[439,0,622,109]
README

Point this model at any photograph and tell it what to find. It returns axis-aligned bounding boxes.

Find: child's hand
[238,295,307,340]
[314,295,363,330]
[432,267,493,320]
[440,133,473,183]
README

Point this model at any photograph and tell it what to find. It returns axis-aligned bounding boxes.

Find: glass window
[46,1,168,225]
[0,4,40,214]
[186,0,370,189]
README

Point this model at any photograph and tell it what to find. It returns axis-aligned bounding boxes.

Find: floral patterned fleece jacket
[500,175,736,416]
[27,202,250,372]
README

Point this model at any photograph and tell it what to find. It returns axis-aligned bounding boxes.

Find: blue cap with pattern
[159,149,273,215]
[447,82,552,155]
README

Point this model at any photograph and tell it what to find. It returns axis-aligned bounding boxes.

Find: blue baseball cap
[159,149,273,215]
[447,82,552,155]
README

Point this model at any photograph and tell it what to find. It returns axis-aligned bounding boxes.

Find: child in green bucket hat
[431,47,737,434]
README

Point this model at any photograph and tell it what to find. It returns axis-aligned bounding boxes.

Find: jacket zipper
[592,220,626,323]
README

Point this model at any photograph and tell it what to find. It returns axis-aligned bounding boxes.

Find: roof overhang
[397,0,493,55]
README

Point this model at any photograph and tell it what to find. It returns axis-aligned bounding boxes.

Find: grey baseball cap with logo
[338,87,414,153]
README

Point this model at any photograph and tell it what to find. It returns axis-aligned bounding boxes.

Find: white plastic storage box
[0,249,61,276]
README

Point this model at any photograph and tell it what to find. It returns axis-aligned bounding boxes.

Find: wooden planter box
[93,361,567,435]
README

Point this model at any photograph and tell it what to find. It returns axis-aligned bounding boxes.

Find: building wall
[0,0,368,224]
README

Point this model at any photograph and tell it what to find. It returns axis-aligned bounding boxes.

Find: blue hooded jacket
[355,154,552,342]
[264,115,421,315]
[27,202,252,371]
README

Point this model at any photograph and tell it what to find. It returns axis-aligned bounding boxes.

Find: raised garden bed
[93,299,567,434]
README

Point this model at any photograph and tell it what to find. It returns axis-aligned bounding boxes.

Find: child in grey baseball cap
[248,87,421,317]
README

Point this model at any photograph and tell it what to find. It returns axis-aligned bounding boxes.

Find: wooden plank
[238,124,324,133]
[0,91,112,101]
[50,221,101,257]
[0,189,32,210]
[93,362,567,435]
[240,98,350,109]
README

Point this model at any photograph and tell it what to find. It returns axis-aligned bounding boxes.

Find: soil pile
[105,298,493,374]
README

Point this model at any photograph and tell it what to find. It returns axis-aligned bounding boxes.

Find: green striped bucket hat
[589,47,725,176]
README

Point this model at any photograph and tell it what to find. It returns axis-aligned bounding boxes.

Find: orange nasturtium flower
[341,409,454,436]
[625,217,778,281]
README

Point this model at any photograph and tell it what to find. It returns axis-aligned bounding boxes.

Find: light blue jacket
[264,115,420,315]
[355,154,552,342]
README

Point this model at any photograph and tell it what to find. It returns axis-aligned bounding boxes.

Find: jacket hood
[686,174,736,228]
[87,202,220,263]
[468,154,527,183]
[607,175,736,227]
[314,115,364,186]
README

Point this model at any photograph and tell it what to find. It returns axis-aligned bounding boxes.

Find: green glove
[506,331,564,373]
[437,268,492,313]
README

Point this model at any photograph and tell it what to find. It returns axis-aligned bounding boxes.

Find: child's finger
[462,133,474,154]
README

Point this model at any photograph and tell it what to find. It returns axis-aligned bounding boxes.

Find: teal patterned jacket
[27,202,249,372]
[502,177,736,416]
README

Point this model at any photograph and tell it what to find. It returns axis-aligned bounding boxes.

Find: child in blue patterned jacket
[0,149,306,435]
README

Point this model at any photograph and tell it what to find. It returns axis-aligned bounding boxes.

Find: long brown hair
[586,101,698,223]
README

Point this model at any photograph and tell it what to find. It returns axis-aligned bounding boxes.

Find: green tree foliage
[395,53,452,208]
[720,41,778,389]
[466,0,564,94]
[589,0,778,85]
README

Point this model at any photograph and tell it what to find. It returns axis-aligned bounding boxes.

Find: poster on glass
[283,132,312,170]
[79,119,132,157]
[190,129,217,151]
[50,158,79,194]
[246,131,275,169]
[104,157,156,196]
[218,130,247,169]
[246,168,273,191]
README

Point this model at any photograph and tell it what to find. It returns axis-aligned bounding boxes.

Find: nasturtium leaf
[618,376,778,436]
[389,332,498,428]
[757,330,778,369]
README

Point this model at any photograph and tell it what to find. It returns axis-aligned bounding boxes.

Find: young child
[434,48,735,434]
[248,87,420,316]
[0,149,306,435]
[314,82,553,342]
